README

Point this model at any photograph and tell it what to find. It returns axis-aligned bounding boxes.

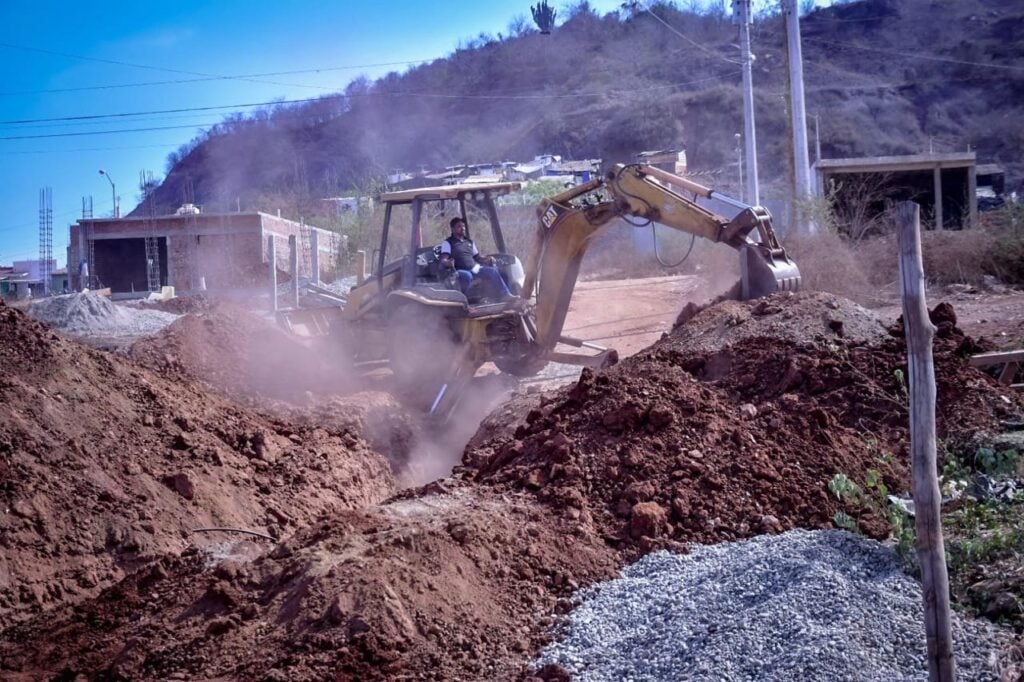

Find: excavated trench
[1,292,1021,680]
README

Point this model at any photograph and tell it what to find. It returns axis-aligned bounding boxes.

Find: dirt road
[564,274,704,356]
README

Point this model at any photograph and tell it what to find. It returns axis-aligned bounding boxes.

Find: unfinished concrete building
[814,151,978,231]
[67,211,344,295]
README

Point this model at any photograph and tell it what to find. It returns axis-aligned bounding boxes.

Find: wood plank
[969,350,1024,366]
[997,362,1019,385]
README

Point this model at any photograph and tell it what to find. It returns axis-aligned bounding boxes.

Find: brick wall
[68,212,344,292]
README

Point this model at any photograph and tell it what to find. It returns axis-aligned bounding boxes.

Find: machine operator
[439,217,513,301]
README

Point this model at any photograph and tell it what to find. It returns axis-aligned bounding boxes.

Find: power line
[642,4,741,65]
[0,198,111,235]
[1,96,334,125]
[0,60,436,96]
[0,73,740,139]
[3,111,243,130]
[1,143,181,155]
[0,41,331,91]
[804,37,1024,72]
[1,121,229,141]
[804,14,893,24]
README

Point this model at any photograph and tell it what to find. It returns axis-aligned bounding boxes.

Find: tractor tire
[488,317,547,377]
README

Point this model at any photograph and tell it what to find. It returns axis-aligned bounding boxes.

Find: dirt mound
[0,300,395,624]
[463,296,1022,553]
[136,293,217,315]
[130,305,355,402]
[673,291,890,351]
[0,487,619,681]
[3,293,1019,681]
[27,292,178,337]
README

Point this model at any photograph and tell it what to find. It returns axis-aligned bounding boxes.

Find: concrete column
[268,235,278,311]
[736,0,760,206]
[165,236,176,291]
[784,0,813,233]
[310,229,321,286]
[968,164,978,229]
[289,234,299,308]
[933,166,943,231]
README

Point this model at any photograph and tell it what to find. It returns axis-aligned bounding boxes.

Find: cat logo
[541,204,560,230]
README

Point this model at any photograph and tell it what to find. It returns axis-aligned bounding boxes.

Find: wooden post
[288,234,299,309]
[310,229,321,287]
[267,235,278,312]
[897,201,956,682]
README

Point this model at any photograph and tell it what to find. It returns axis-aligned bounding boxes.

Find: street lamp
[98,169,118,218]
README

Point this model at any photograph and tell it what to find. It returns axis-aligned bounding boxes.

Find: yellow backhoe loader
[284,163,799,414]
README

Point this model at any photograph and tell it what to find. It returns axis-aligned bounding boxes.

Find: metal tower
[38,187,52,296]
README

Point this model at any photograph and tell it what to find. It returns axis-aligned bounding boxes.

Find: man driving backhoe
[439,217,514,301]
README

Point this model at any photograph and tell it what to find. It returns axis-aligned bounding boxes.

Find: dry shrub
[920,229,1000,284]
[787,222,1015,305]
[785,231,880,305]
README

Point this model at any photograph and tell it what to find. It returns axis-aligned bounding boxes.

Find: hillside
[142,0,1024,217]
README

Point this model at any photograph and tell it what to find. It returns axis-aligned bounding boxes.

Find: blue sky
[0,0,773,266]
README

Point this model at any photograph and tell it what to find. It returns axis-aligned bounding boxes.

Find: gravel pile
[28,292,178,337]
[537,530,1011,681]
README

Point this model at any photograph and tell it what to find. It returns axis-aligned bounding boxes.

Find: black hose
[652,224,697,268]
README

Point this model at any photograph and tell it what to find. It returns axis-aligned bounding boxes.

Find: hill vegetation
[141,0,1024,223]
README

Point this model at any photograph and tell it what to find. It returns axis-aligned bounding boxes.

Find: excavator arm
[522,163,800,352]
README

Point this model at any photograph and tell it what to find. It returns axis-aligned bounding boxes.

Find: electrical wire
[804,37,1024,72]
[0,41,347,92]
[0,72,740,139]
[0,60,436,96]
[0,121,235,141]
[0,143,181,155]
[642,3,742,65]
[1,96,337,125]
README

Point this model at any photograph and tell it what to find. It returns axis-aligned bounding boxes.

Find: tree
[531,1,557,34]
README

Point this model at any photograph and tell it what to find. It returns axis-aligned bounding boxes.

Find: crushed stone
[28,292,178,337]
[537,529,1012,682]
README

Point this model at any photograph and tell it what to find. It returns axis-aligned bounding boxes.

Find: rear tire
[488,317,547,377]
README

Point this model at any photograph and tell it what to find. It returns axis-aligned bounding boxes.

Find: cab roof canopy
[380,181,522,204]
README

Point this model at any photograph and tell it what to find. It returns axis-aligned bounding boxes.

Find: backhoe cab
[336,182,542,408]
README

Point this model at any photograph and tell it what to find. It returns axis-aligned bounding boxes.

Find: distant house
[976,163,1006,211]
[51,268,69,294]
[462,174,506,185]
[0,259,57,299]
[509,154,562,181]
[321,196,375,215]
[427,167,472,186]
[636,149,687,175]
[814,152,981,230]
[67,211,344,295]
[545,159,602,185]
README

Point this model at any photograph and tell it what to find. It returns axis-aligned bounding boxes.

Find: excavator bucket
[739,244,801,300]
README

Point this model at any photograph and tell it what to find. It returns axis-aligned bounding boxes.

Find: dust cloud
[398,374,517,487]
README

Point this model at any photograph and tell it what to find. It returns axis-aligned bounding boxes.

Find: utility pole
[733,0,759,206]
[735,133,744,202]
[813,113,822,196]
[784,0,814,233]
